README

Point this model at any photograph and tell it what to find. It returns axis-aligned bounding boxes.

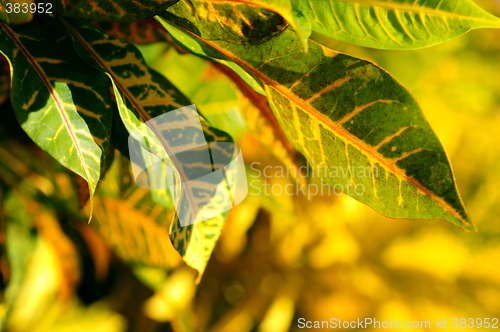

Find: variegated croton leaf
[0,20,112,221]
[91,19,171,44]
[158,0,475,232]
[48,0,179,22]
[61,17,237,277]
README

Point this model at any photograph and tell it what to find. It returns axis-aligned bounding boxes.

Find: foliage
[0,0,500,331]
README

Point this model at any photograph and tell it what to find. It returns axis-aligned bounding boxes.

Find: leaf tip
[462,219,478,234]
[87,193,94,224]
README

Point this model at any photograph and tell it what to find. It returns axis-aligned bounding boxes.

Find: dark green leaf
[159,1,475,231]
[0,20,113,221]
[49,0,179,22]
[62,18,238,276]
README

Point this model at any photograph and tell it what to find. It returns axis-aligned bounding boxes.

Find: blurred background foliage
[1,0,500,330]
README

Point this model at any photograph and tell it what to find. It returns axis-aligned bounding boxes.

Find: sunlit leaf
[0,0,36,25]
[0,20,113,221]
[159,1,475,232]
[184,0,289,44]
[2,191,38,328]
[91,19,171,44]
[49,0,179,22]
[160,15,265,95]
[62,18,238,277]
[147,49,248,138]
[294,0,500,50]
[143,49,302,175]
[212,0,313,48]
[254,0,313,48]
[187,0,313,49]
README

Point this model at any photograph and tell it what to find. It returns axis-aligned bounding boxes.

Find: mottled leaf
[0,0,36,25]
[159,1,475,232]
[179,0,312,47]
[0,20,113,221]
[62,18,237,276]
[212,62,304,178]
[91,19,171,44]
[294,0,500,50]
[49,0,179,22]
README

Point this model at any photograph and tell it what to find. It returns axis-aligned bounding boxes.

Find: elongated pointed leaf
[175,0,312,48]
[62,18,237,276]
[91,19,171,44]
[49,0,179,22]
[181,0,289,43]
[0,0,36,25]
[159,1,475,232]
[294,0,500,50]
[0,20,112,220]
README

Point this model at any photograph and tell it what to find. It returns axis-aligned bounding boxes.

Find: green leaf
[159,1,475,232]
[62,18,237,277]
[49,0,179,22]
[0,0,36,25]
[181,0,289,44]
[159,14,266,95]
[91,19,171,44]
[293,0,500,50]
[0,20,113,221]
